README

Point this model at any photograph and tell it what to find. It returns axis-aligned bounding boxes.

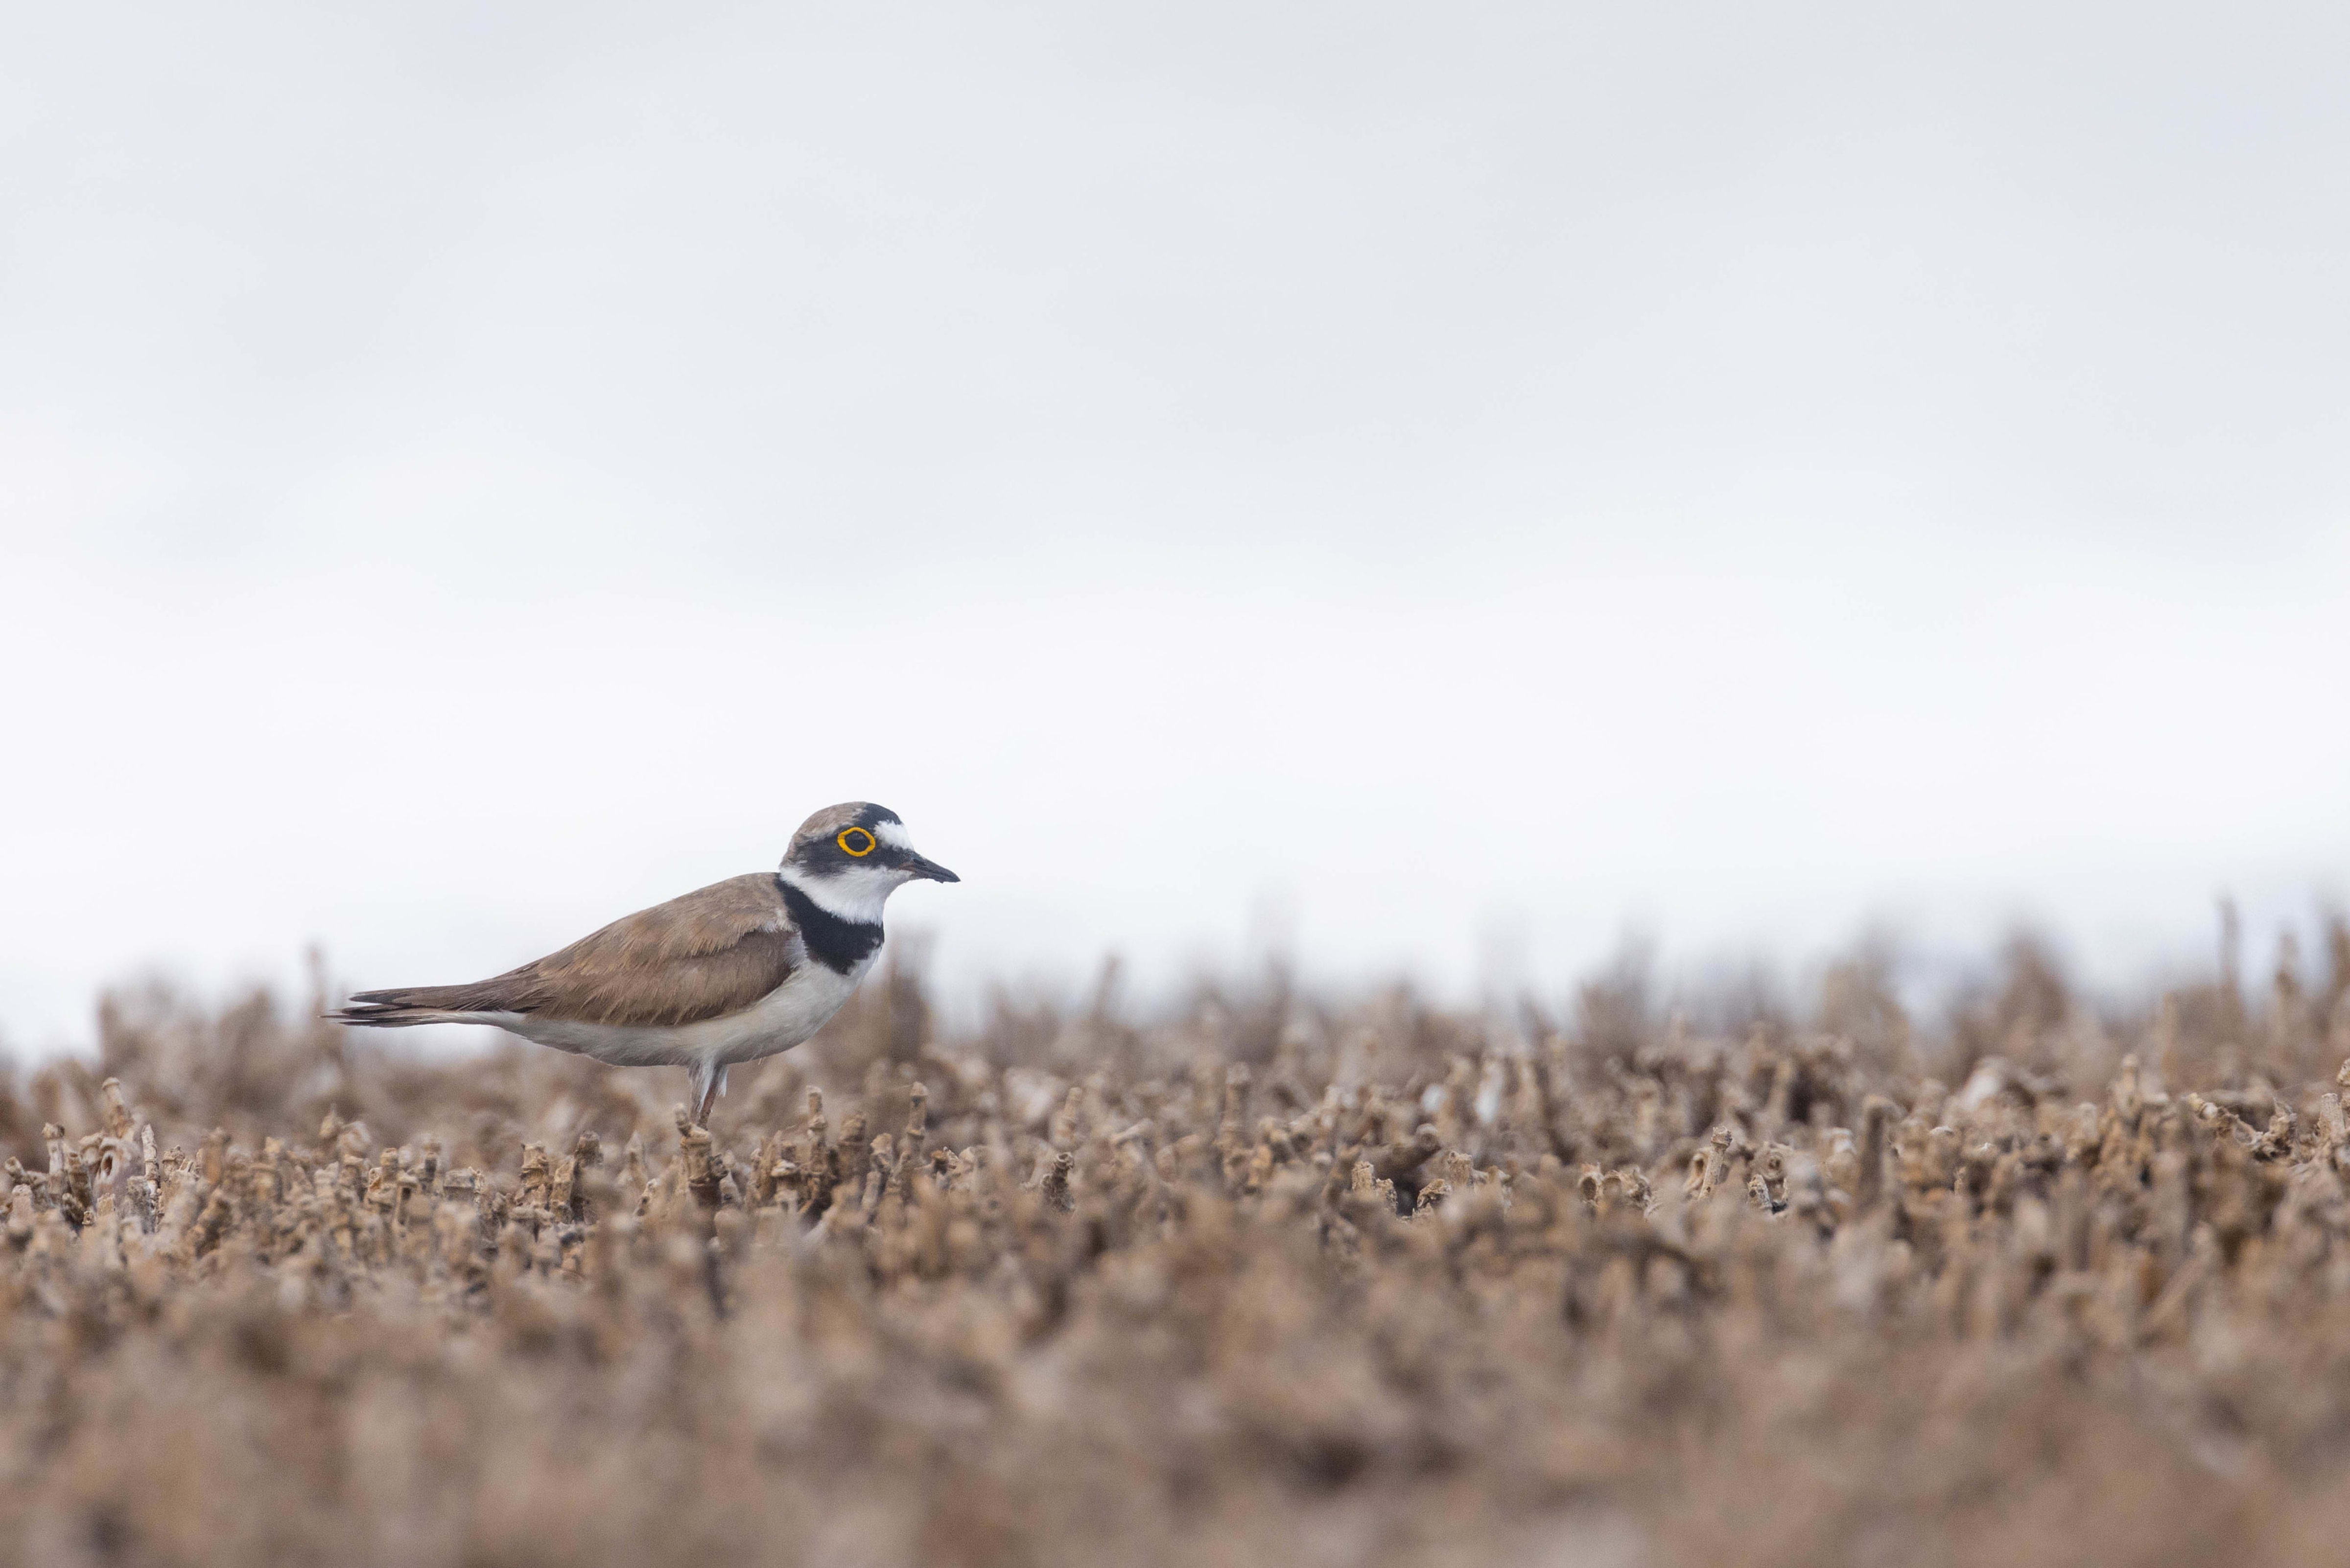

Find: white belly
[468,957,872,1072]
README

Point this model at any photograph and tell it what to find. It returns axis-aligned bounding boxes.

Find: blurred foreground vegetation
[4,918,2350,1567]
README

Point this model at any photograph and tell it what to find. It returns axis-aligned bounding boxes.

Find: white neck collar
[779,863,893,925]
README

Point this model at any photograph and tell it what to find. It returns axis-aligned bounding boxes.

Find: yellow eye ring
[837,826,877,858]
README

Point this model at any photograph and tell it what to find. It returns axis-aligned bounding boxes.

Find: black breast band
[778,877,886,974]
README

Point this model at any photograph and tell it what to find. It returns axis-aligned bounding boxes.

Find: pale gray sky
[4,3,2347,1048]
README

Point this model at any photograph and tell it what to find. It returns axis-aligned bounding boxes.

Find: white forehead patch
[874,818,913,850]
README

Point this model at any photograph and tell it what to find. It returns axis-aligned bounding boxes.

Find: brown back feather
[355,873,799,1028]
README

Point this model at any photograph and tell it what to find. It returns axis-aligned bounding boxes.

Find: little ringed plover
[329,802,957,1124]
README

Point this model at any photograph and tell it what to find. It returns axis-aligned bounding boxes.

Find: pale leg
[689,1060,728,1127]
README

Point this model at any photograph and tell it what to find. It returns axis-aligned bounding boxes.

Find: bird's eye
[837,827,877,857]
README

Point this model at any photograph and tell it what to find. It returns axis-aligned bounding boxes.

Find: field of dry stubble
[6,925,2350,1568]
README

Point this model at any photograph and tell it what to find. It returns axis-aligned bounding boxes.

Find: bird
[328,802,958,1125]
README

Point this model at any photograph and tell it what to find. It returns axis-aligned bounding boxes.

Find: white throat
[779,863,898,925]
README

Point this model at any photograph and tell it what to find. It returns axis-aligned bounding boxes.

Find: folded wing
[332,873,799,1029]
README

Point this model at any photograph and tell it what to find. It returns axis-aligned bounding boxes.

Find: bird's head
[779,802,958,922]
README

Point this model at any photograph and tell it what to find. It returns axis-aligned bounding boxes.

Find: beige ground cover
[4,931,2350,1567]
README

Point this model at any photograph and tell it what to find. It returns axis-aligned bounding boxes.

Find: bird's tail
[326,988,480,1028]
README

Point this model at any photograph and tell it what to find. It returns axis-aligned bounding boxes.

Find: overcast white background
[4,3,2347,1052]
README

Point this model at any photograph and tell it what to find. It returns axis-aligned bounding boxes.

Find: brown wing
[344,873,799,1028]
